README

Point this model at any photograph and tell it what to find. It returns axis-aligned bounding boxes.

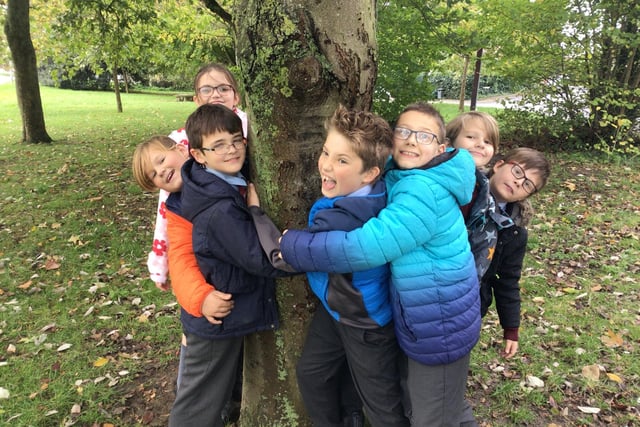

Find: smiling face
[194,68,240,109]
[449,117,495,168]
[392,110,445,170]
[190,130,246,176]
[145,144,189,193]
[317,129,380,198]
[490,159,544,203]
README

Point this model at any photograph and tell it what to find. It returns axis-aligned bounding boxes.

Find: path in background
[436,95,520,109]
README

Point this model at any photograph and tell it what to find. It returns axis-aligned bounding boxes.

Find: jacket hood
[180,158,241,222]
[385,148,476,206]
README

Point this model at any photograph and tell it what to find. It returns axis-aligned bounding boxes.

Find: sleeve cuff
[504,327,519,341]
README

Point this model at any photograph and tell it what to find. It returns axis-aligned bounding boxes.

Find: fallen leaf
[601,329,624,347]
[606,373,623,384]
[44,258,61,270]
[577,406,600,414]
[0,387,9,399]
[581,364,600,381]
[70,403,81,415]
[564,180,577,191]
[57,343,72,352]
[93,357,109,367]
[18,280,32,289]
[526,375,545,388]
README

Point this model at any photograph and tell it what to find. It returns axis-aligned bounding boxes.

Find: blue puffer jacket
[305,180,392,328]
[280,149,481,365]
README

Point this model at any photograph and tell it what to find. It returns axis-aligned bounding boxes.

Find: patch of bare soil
[114,357,177,426]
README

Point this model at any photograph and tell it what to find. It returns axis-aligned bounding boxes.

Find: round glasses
[507,162,538,194]
[200,139,246,155]
[197,84,235,97]
[394,127,439,145]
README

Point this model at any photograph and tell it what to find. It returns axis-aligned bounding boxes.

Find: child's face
[190,130,246,176]
[317,129,380,198]
[490,160,543,203]
[145,144,189,193]
[392,110,445,170]
[194,69,240,110]
[450,117,495,168]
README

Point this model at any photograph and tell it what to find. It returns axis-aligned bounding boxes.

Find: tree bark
[232,1,377,425]
[4,0,52,143]
[458,54,469,113]
[470,48,483,111]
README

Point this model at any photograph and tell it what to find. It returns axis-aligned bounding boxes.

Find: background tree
[3,0,51,143]
[205,0,377,424]
[56,0,157,112]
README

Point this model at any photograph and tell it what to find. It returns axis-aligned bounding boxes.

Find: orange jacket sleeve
[166,210,213,317]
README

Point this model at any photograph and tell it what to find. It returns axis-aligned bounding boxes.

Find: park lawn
[0,84,639,426]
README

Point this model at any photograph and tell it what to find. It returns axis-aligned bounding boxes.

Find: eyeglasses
[200,139,246,155]
[196,84,235,97]
[394,127,439,145]
[507,162,538,194]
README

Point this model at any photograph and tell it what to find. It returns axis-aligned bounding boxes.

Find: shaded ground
[117,354,177,426]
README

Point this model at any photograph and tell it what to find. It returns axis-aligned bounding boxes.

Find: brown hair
[446,111,500,152]
[396,102,446,145]
[185,104,244,151]
[132,135,178,192]
[326,104,393,175]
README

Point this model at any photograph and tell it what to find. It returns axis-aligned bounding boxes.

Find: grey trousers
[169,333,243,427]
[296,307,409,427]
[404,352,471,427]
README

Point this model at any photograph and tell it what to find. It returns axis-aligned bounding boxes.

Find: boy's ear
[437,143,446,154]
[362,166,381,185]
[190,147,207,165]
[492,159,505,173]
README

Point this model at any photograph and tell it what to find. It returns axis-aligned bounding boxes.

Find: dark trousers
[169,333,243,427]
[296,308,409,427]
[404,352,471,427]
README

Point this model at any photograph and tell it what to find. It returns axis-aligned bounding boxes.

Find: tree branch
[201,0,232,25]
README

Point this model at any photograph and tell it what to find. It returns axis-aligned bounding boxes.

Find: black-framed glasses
[507,162,538,194]
[200,139,246,155]
[196,84,235,97]
[394,127,439,145]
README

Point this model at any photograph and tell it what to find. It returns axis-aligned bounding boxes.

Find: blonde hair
[132,135,179,191]
[446,111,500,152]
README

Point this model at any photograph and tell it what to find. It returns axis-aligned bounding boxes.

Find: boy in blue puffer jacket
[279,102,481,426]
[249,105,409,427]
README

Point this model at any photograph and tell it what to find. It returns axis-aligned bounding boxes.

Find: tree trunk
[458,54,469,113]
[470,48,483,111]
[232,1,377,425]
[111,66,123,113]
[4,0,52,143]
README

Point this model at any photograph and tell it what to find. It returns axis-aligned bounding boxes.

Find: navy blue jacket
[179,158,290,340]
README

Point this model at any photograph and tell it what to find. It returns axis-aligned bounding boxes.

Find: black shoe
[221,399,241,424]
[343,410,364,427]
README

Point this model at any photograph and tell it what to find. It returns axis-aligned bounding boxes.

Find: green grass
[0,83,192,426]
[1,84,639,426]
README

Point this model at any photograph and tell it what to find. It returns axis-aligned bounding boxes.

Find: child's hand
[201,290,234,325]
[502,339,519,359]
[246,183,260,207]
[155,281,170,292]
